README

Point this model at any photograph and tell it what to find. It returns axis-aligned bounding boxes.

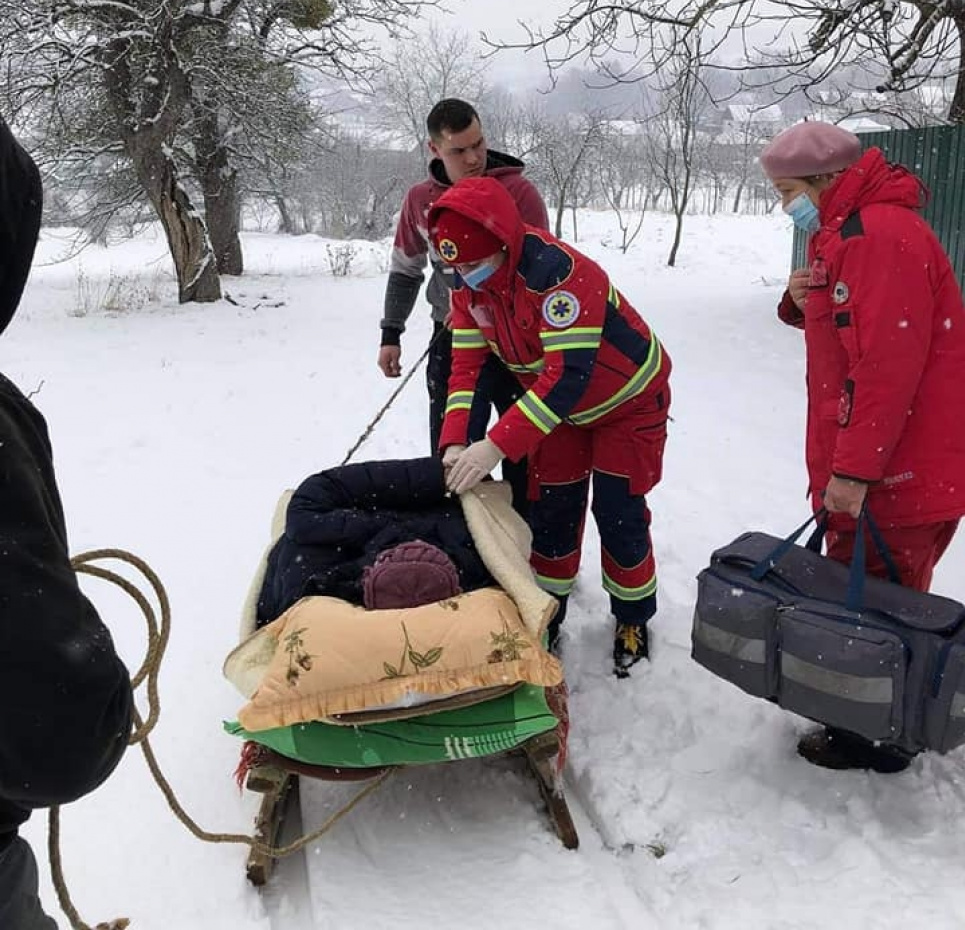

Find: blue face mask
[461,262,498,291]
[784,192,820,233]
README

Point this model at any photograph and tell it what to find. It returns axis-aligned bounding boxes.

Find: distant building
[838,116,892,134]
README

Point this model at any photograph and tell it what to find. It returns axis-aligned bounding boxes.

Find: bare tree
[486,0,965,124]
[641,32,711,266]
[0,0,431,303]
[527,106,609,239]
[374,23,491,155]
[709,105,779,213]
[480,86,541,159]
[596,122,649,252]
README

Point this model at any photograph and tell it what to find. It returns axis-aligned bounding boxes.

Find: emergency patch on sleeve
[542,291,581,328]
[832,281,850,304]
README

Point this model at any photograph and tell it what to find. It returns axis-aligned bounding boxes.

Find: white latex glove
[441,444,466,469]
[445,438,505,495]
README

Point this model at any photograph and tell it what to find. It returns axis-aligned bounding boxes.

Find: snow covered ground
[6,209,965,930]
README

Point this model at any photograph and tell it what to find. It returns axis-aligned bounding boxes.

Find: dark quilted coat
[256,457,494,625]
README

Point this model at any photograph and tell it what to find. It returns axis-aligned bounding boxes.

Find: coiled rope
[49,336,440,928]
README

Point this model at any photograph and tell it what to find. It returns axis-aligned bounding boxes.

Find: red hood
[819,147,926,231]
[428,176,527,271]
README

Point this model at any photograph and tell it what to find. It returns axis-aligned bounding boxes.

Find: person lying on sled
[428,176,673,678]
[256,456,495,627]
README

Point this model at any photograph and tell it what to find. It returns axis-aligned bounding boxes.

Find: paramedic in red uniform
[428,176,673,678]
[763,119,965,771]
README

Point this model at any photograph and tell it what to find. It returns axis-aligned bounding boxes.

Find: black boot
[613,623,648,678]
[797,726,915,773]
[545,596,568,657]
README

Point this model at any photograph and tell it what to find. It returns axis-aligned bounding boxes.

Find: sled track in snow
[261,760,655,930]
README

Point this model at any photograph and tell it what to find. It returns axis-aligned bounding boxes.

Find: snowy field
[6,209,965,930]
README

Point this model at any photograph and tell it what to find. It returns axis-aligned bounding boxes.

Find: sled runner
[240,721,578,887]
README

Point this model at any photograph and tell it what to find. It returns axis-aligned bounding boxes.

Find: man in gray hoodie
[377,98,548,514]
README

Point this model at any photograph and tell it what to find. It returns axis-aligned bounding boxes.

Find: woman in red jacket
[763,120,965,771]
[427,176,672,678]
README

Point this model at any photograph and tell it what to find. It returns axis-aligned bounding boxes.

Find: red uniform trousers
[826,519,960,592]
[527,386,669,626]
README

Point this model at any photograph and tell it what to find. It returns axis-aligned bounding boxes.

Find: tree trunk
[132,147,221,302]
[554,197,566,238]
[195,113,244,274]
[570,204,579,242]
[732,180,745,213]
[203,166,243,274]
[951,18,965,124]
[275,195,295,234]
[667,209,684,267]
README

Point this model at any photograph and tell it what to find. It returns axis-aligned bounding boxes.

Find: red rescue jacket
[430,177,671,463]
[792,147,965,528]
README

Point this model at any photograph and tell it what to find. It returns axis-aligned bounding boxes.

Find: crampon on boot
[613,623,648,678]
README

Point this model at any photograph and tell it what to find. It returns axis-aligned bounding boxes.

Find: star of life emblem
[438,238,459,262]
[542,291,580,328]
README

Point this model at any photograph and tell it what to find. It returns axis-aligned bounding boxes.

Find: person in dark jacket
[762,120,965,772]
[0,116,134,929]
[257,457,494,626]
[376,98,548,514]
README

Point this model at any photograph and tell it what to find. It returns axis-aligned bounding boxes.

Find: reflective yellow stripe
[504,359,545,374]
[541,327,603,352]
[602,572,657,600]
[540,327,603,340]
[445,390,474,413]
[518,391,560,434]
[536,574,576,596]
[568,339,663,426]
[452,329,487,349]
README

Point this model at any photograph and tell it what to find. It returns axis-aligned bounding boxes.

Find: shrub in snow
[325,243,357,278]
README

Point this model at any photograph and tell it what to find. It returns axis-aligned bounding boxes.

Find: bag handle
[749,510,825,581]
[750,505,901,610]
[844,506,902,609]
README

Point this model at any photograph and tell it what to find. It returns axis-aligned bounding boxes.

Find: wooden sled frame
[244,728,579,887]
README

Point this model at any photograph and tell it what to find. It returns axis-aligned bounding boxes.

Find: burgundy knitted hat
[760,122,862,180]
[431,208,503,265]
[362,540,462,610]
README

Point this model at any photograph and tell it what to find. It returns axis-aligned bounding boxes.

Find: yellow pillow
[227,587,563,732]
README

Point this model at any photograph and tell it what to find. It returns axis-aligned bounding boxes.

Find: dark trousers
[0,835,57,930]
[426,322,529,516]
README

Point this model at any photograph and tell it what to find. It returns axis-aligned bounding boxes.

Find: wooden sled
[244,726,579,887]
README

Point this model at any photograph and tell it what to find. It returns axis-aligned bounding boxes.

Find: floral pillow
[226,587,563,732]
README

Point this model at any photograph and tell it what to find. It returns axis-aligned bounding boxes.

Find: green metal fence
[791,123,965,289]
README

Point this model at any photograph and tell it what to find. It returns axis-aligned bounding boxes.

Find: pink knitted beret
[362,540,462,610]
[760,121,862,180]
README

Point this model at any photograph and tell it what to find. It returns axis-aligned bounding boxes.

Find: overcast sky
[419,0,572,84]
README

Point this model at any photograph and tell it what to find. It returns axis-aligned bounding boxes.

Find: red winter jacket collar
[817,148,926,234]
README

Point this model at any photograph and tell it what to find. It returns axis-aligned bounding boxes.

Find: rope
[340,326,446,466]
[48,329,441,927]
[48,548,396,929]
